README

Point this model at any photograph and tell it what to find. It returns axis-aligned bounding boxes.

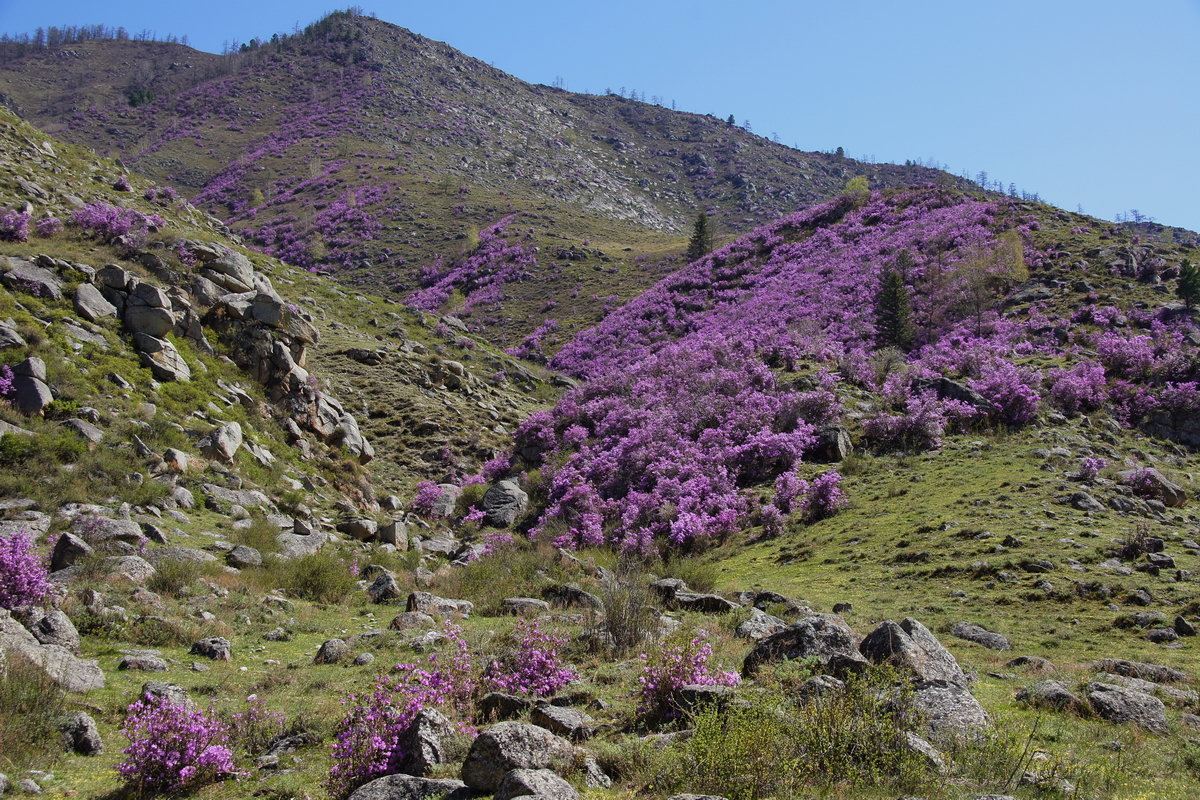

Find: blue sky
[1,0,1198,230]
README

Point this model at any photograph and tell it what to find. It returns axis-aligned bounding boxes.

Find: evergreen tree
[1179,259,1200,308]
[875,252,915,350]
[685,212,714,262]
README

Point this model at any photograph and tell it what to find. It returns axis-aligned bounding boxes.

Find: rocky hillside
[0,10,974,346]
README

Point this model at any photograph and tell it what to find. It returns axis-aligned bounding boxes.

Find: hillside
[0,11,975,347]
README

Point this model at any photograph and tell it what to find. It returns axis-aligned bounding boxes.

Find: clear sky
[1,0,1197,230]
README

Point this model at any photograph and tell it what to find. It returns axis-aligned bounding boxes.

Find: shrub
[0,208,30,242]
[482,618,575,697]
[228,694,286,756]
[0,365,13,399]
[410,481,444,517]
[328,623,474,798]
[0,531,52,610]
[146,558,205,596]
[118,694,237,793]
[798,470,849,522]
[594,560,657,655]
[71,202,164,244]
[1078,457,1107,482]
[272,551,358,603]
[0,652,68,771]
[968,360,1041,425]
[1049,361,1107,416]
[863,389,947,451]
[34,216,62,237]
[637,634,740,720]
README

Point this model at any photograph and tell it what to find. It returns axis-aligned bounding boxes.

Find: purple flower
[0,532,53,610]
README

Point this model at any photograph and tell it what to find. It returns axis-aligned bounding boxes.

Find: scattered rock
[742,614,867,677]
[58,711,104,755]
[911,680,991,740]
[859,617,968,685]
[494,768,579,800]
[368,571,403,604]
[314,639,349,665]
[531,703,594,741]
[1085,682,1169,733]
[347,774,475,800]
[226,545,261,568]
[460,721,575,792]
[1015,680,1080,711]
[189,636,232,661]
[406,592,473,618]
[951,622,1011,651]
[481,480,529,527]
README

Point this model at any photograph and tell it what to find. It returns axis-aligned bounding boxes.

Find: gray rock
[478,692,535,721]
[494,769,579,800]
[1005,655,1056,672]
[1015,680,1080,710]
[809,425,853,463]
[530,704,594,741]
[395,707,454,776]
[205,251,256,293]
[133,333,190,381]
[1095,673,1199,707]
[460,721,575,791]
[482,480,529,527]
[226,545,261,569]
[1086,682,1169,733]
[124,282,175,337]
[859,617,968,686]
[50,533,93,571]
[275,532,324,559]
[1091,659,1188,683]
[338,518,379,541]
[0,609,105,692]
[540,584,603,611]
[742,614,867,677]
[901,730,946,774]
[1175,616,1196,636]
[16,779,40,795]
[368,572,403,604]
[912,680,991,740]
[23,608,80,651]
[951,622,1011,651]
[406,591,473,618]
[72,515,144,549]
[73,283,117,322]
[58,711,103,755]
[735,607,788,640]
[200,422,242,461]
[118,653,169,672]
[189,636,232,661]
[389,611,436,631]
[671,591,738,613]
[1069,492,1105,512]
[430,484,462,518]
[11,357,52,414]
[912,377,991,409]
[140,681,193,708]
[794,674,845,703]
[314,638,349,665]
[1,260,62,300]
[503,597,551,615]
[347,774,475,800]
[333,414,375,465]
[1117,468,1187,507]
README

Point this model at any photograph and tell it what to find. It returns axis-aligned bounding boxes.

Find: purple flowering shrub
[329,623,474,797]
[482,618,575,697]
[410,481,444,517]
[968,361,1041,425]
[1078,457,1107,482]
[637,634,740,720]
[1049,361,1107,416]
[34,216,63,237]
[117,695,237,793]
[1123,468,1162,500]
[0,365,14,399]
[798,470,849,522]
[863,390,947,451]
[0,209,30,242]
[228,694,286,755]
[0,532,53,610]
[71,203,164,243]
[408,216,535,313]
[505,319,560,362]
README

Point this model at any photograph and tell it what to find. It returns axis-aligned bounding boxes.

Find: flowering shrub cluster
[0,532,53,610]
[968,361,1041,425]
[410,481,445,517]
[505,319,560,362]
[1049,361,1107,416]
[1078,457,1107,482]
[482,619,575,697]
[637,635,740,719]
[71,203,164,243]
[228,694,286,755]
[329,623,474,797]
[0,365,14,399]
[1123,468,1163,500]
[34,216,63,237]
[0,208,30,242]
[773,470,848,521]
[407,215,536,313]
[118,695,237,793]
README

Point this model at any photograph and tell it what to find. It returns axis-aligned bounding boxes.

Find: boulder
[22,608,80,652]
[123,282,175,337]
[859,617,968,686]
[333,414,375,465]
[540,584,603,612]
[735,607,788,641]
[742,614,867,677]
[314,639,349,665]
[395,707,455,776]
[481,480,529,528]
[133,333,190,381]
[189,636,232,661]
[530,704,594,741]
[1,259,62,300]
[205,251,255,293]
[494,769,579,800]
[58,711,104,755]
[406,592,473,618]
[1090,659,1188,684]
[1118,468,1187,507]
[118,652,169,672]
[63,418,103,445]
[430,485,462,518]
[478,692,535,722]
[951,622,1011,651]
[347,775,475,800]
[0,609,104,692]
[200,422,243,461]
[1085,682,1169,733]
[11,357,52,414]
[226,545,261,569]
[911,680,991,741]
[1015,680,1080,710]
[50,533,93,571]
[368,572,403,605]
[502,597,551,615]
[73,284,117,322]
[276,532,324,559]
[809,425,853,463]
[389,611,436,631]
[460,722,575,792]
[671,591,738,613]
[338,519,379,541]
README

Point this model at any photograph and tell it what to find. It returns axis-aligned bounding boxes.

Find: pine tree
[875,253,915,351]
[1179,259,1200,308]
[685,212,713,262]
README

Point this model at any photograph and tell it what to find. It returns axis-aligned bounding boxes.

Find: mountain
[0,10,973,347]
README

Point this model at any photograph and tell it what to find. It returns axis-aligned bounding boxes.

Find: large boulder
[200,422,243,461]
[11,357,52,414]
[73,284,117,322]
[58,711,104,755]
[1091,659,1189,684]
[911,680,991,741]
[333,414,375,465]
[50,533,93,571]
[460,722,575,792]
[1086,682,1169,733]
[348,775,475,800]
[1,259,62,300]
[189,636,232,661]
[395,707,455,776]
[1015,680,1081,711]
[530,704,595,741]
[1118,468,1187,507]
[950,622,1011,651]
[859,617,968,686]
[18,608,80,652]
[0,609,104,692]
[742,614,867,677]
[133,333,191,381]
[204,251,256,293]
[494,768,579,800]
[406,592,473,618]
[123,282,175,337]
[481,480,529,528]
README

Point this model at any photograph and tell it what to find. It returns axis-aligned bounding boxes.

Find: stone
[901,730,946,774]
[205,251,256,293]
[430,484,462,518]
[481,480,529,527]
[347,775,475,800]
[795,674,845,703]
[333,414,375,465]
[368,572,403,604]
[314,638,349,665]
[406,592,473,618]
[810,425,853,462]
[671,591,738,613]
[118,652,169,672]
[23,608,80,651]
[951,622,1011,651]
[494,769,579,800]
[50,533,93,572]
[226,545,261,568]
[1175,616,1196,636]
[503,597,551,615]
[72,515,144,549]
[742,614,867,677]
[460,721,576,792]
[859,617,968,685]
[1069,492,1105,512]
[1005,655,1055,672]
[911,680,991,740]
[1015,680,1080,710]
[58,711,103,755]
[390,611,436,631]
[1086,682,1169,733]
[735,607,788,640]
[133,333,190,381]
[1,259,62,300]
[11,357,52,414]
[530,704,594,741]
[276,532,324,559]
[124,282,175,336]
[379,519,409,549]
[200,422,243,461]
[479,692,535,721]
[395,707,454,776]
[354,652,375,666]
[338,519,379,541]
[73,283,117,322]
[140,681,193,708]
[1090,659,1188,684]
[189,636,232,661]
[541,584,603,611]
[0,609,105,692]
[1117,468,1187,507]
